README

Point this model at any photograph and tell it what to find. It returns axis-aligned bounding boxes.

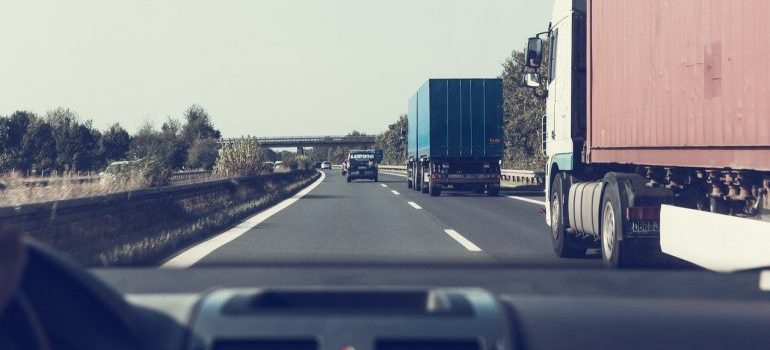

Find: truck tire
[429,179,441,197]
[420,167,429,194]
[407,178,413,189]
[600,181,630,268]
[373,175,378,182]
[413,169,421,192]
[486,184,500,197]
[473,186,485,194]
[346,176,352,183]
[550,174,586,258]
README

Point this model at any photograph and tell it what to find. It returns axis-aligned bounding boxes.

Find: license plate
[631,221,659,233]
[350,171,358,175]
[358,166,368,170]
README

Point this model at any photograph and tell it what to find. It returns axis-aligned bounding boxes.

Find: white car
[321,161,331,169]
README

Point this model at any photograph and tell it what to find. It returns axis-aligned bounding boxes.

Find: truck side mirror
[525,37,543,68]
[524,72,541,88]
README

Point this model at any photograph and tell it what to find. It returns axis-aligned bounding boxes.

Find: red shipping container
[587,0,770,171]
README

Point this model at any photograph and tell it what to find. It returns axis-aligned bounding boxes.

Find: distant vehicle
[345,150,380,182]
[261,162,275,173]
[321,161,331,170]
[406,79,503,197]
[99,160,141,182]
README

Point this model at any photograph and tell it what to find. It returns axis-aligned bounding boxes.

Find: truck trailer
[524,0,770,268]
[407,79,504,197]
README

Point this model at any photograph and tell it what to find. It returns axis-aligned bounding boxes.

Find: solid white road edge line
[391,190,400,195]
[407,201,422,209]
[160,170,327,269]
[444,229,482,252]
[508,196,546,206]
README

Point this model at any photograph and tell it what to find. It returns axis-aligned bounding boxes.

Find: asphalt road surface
[177,170,601,268]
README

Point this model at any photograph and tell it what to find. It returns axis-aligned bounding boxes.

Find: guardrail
[9,169,215,189]
[375,165,544,185]
[0,170,318,266]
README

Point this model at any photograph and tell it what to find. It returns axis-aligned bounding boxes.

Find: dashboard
[4,241,770,350]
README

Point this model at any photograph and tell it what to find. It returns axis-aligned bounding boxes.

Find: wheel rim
[551,193,560,240]
[602,201,616,258]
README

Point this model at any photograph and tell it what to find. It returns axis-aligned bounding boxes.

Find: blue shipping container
[407,79,503,159]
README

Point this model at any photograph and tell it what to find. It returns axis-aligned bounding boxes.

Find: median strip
[407,201,422,209]
[508,196,546,206]
[443,229,482,252]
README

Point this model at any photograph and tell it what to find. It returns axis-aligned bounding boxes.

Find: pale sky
[0,0,551,137]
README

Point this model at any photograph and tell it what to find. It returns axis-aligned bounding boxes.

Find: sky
[0,0,551,137]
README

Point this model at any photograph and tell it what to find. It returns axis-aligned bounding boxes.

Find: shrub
[213,138,266,177]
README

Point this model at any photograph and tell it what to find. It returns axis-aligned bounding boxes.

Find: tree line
[0,104,222,174]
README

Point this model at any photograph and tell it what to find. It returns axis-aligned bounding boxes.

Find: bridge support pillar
[297,146,305,155]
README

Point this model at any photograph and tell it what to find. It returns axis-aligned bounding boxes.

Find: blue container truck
[406,78,504,197]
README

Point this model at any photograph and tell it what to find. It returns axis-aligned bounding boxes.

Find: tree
[101,123,131,162]
[21,118,57,173]
[182,104,221,144]
[186,138,219,169]
[374,114,407,165]
[500,41,550,170]
[0,111,35,171]
[46,107,79,172]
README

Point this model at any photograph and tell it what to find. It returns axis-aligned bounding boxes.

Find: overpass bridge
[219,135,376,153]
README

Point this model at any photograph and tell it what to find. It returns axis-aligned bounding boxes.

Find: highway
[169,170,602,268]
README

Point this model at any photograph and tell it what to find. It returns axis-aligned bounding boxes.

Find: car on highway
[320,161,331,170]
[345,150,379,182]
[98,160,142,183]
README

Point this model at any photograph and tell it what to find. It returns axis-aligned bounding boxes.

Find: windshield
[1,0,769,275]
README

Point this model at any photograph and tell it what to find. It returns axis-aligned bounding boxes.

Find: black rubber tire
[420,167,429,194]
[346,176,352,183]
[429,180,441,197]
[373,176,378,182]
[486,185,500,197]
[413,169,421,192]
[407,178,413,189]
[600,183,631,268]
[550,174,586,258]
[473,186,485,194]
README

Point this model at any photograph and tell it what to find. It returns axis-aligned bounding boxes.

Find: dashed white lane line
[508,196,546,206]
[391,190,400,195]
[380,171,408,178]
[407,201,422,209]
[381,184,388,187]
[444,229,482,252]
[161,170,326,269]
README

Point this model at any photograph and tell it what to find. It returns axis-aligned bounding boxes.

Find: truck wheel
[413,170,421,192]
[420,167,429,194]
[550,175,586,258]
[429,180,441,197]
[373,175,378,182]
[407,178,413,189]
[346,176,352,183]
[486,185,500,197]
[473,186,484,194]
[600,183,630,267]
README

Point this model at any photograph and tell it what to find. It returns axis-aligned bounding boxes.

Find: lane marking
[380,171,408,178]
[407,201,422,209]
[380,184,388,188]
[391,190,400,195]
[444,229,482,252]
[161,170,327,269]
[508,196,546,206]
